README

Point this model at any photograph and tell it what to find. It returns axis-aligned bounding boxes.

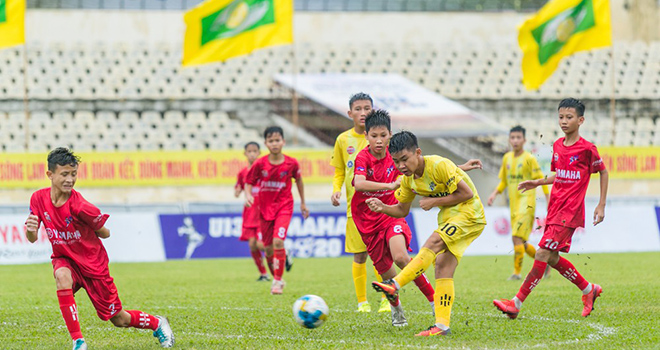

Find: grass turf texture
[1,252,658,349]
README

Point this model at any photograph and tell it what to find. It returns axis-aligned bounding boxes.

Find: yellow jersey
[395,155,486,226]
[496,151,550,216]
[330,128,368,217]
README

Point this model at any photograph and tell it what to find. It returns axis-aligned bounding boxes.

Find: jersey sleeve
[354,151,368,178]
[434,159,462,194]
[330,135,345,169]
[395,178,416,203]
[495,154,507,193]
[589,145,606,173]
[75,199,109,231]
[27,193,42,228]
[550,143,557,172]
[292,158,302,180]
[235,170,245,191]
[529,156,550,195]
[246,160,260,186]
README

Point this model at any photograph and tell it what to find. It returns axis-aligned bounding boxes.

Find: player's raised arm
[95,226,111,239]
[459,159,483,172]
[418,180,474,211]
[25,214,40,243]
[366,198,412,218]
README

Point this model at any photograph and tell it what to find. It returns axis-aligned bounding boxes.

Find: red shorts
[538,224,576,253]
[360,218,412,275]
[52,257,122,321]
[260,213,293,246]
[240,227,262,242]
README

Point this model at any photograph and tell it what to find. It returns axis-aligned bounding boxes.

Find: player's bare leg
[389,235,435,309]
[270,238,287,294]
[352,251,372,312]
[248,237,269,281]
[110,310,174,348]
[54,267,86,350]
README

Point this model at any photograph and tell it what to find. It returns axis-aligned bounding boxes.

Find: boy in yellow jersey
[370,131,487,337]
[487,126,550,280]
[330,92,389,313]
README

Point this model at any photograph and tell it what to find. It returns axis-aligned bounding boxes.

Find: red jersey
[236,166,260,229]
[246,155,301,221]
[351,147,401,235]
[547,137,605,228]
[29,188,110,278]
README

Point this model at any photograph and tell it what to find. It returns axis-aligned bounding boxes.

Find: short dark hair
[264,126,284,139]
[558,98,585,116]
[244,141,260,150]
[365,109,391,133]
[47,147,80,172]
[388,131,418,155]
[348,92,373,109]
[510,125,526,137]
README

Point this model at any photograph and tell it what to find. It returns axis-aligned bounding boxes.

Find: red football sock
[251,250,267,275]
[389,294,401,307]
[413,273,435,302]
[551,256,590,290]
[57,289,83,340]
[266,255,275,276]
[126,310,160,331]
[515,260,547,302]
[273,248,286,281]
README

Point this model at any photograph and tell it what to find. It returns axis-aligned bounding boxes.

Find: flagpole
[609,45,616,143]
[22,42,30,152]
[291,42,299,146]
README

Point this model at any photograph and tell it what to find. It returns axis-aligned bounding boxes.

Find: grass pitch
[1,252,658,349]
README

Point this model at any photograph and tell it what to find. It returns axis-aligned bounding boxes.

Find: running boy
[369,131,487,337]
[351,110,436,326]
[487,126,550,280]
[493,98,608,319]
[330,92,388,313]
[245,126,309,295]
[235,141,269,281]
[24,148,174,350]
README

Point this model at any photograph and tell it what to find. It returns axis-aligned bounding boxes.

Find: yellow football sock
[434,278,454,327]
[353,262,367,303]
[393,247,435,288]
[373,266,387,300]
[513,244,525,275]
[524,243,537,258]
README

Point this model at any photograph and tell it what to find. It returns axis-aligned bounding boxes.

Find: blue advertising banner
[159,212,419,260]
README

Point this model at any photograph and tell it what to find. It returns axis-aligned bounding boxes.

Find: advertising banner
[598,147,660,179]
[0,214,52,265]
[159,211,418,259]
[0,149,334,188]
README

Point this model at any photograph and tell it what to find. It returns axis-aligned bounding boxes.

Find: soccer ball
[292,295,329,329]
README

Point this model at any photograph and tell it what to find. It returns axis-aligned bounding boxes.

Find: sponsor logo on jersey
[556,168,581,180]
[347,160,353,168]
[46,228,82,242]
[445,176,455,187]
[93,214,104,223]
[592,159,603,167]
[44,211,51,222]
[347,146,355,154]
[261,170,268,177]
[569,155,579,164]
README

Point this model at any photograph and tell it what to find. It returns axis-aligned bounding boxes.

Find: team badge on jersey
[44,211,51,222]
[347,160,353,168]
[347,146,355,154]
[386,165,395,176]
[357,166,365,172]
[569,155,579,164]
[279,171,288,178]
[262,170,268,177]
[367,169,374,177]
[429,182,436,191]
[65,216,74,227]
[554,153,559,162]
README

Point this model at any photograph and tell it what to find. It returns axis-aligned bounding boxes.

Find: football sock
[413,273,435,303]
[515,260,547,302]
[126,310,160,331]
[512,296,523,309]
[524,243,537,258]
[57,289,83,340]
[389,294,401,307]
[393,247,435,288]
[266,255,275,277]
[352,262,368,304]
[513,244,525,275]
[251,250,267,275]
[273,248,286,281]
[434,278,454,328]
[551,256,590,291]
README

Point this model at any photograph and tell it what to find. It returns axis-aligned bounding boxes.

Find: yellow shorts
[435,221,485,263]
[344,216,367,253]
[511,212,535,241]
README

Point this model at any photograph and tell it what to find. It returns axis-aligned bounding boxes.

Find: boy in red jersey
[245,126,309,295]
[235,141,269,281]
[493,98,609,319]
[24,148,174,350]
[351,110,436,327]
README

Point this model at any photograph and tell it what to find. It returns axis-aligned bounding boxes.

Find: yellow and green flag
[518,0,611,90]
[0,0,25,49]
[182,0,293,66]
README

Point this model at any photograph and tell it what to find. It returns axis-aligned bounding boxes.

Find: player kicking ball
[370,131,487,337]
[24,148,174,350]
[245,126,309,295]
[351,110,436,326]
[493,98,609,319]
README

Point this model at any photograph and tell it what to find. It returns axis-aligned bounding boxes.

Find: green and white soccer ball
[292,295,329,329]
